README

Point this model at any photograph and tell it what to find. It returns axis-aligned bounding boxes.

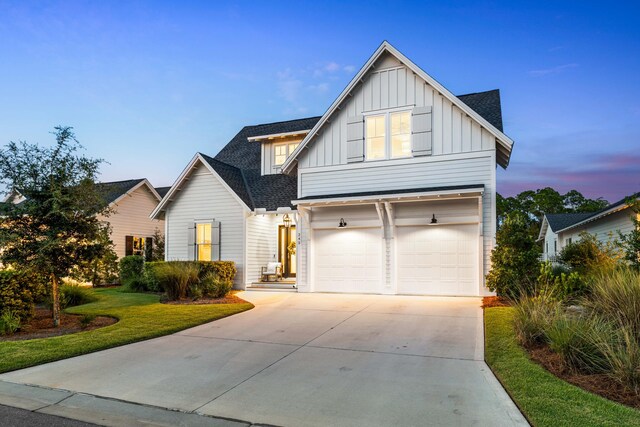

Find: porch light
[430,214,437,224]
[338,218,347,228]
[283,214,292,229]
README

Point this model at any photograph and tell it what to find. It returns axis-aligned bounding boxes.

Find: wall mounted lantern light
[283,214,292,229]
[338,218,348,228]
[430,214,438,224]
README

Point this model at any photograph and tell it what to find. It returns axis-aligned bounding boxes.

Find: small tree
[0,127,111,326]
[151,227,165,261]
[618,199,640,270]
[486,211,541,298]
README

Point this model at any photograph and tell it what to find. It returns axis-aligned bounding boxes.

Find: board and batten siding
[245,214,279,284]
[297,55,496,169]
[97,185,163,259]
[165,162,246,286]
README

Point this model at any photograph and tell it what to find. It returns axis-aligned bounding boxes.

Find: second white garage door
[313,227,383,293]
[396,224,478,296]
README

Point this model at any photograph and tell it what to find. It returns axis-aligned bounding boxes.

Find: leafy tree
[0,127,111,326]
[618,199,640,269]
[487,211,541,298]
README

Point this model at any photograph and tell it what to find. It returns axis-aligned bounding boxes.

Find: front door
[278,225,296,278]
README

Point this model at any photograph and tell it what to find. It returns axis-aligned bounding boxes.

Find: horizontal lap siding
[165,163,246,285]
[98,186,163,258]
[562,210,636,246]
[246,214,279,284]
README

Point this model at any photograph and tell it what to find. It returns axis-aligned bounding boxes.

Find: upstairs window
[365,110,411,161]
[273,142,301,166]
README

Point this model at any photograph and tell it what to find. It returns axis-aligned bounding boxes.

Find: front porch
[245,209,298,288]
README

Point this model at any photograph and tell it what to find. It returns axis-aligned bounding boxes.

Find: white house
[539,194,639,260]
[151,41,515,296]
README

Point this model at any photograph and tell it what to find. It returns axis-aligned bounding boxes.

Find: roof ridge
[244,115,322,129]
[456,89,500,97]
[98,178,145,185]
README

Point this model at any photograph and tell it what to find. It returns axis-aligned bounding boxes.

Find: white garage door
[396,224,478,296]
[314,227,382,293]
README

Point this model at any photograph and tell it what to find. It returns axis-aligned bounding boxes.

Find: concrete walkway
[0,291,528,426]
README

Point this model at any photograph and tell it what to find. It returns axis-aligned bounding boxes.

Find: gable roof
[556,192,639,233]
[97,178,162,206]
[545,213,593,233]
[281,41,514,173]
[457,90,503,132]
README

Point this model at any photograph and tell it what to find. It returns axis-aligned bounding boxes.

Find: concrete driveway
[1,291,527,426]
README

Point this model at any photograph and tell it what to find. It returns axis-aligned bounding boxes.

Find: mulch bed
[161,293,248,305]
[482,296,511,308]
[526,343,640,409]
[0,307,117,342]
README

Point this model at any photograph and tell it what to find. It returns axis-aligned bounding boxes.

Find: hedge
[144,261,236,292]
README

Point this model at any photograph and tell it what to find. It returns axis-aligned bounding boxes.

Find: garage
[396,224,478,296]
[313,227,383,293]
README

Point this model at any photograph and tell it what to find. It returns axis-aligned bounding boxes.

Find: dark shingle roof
[97,179,146,205]
[199,154,255,209]
[457,90,503,132]
[545,213,594,232]
[155,186,171,198]
[556,192,640,232]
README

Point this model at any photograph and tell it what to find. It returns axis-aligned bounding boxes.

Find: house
[151,41,515,296]
[97,179,165,259]
[539,193,639,260]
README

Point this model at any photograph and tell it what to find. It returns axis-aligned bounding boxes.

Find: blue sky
[0,1,638,202]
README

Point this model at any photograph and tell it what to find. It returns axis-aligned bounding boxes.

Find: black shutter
[125,236,133,256]
[145,237,153,261]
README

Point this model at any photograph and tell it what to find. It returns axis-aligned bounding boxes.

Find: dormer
[248,129,310,175]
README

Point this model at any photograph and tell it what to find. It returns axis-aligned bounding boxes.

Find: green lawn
[0,288,253,373]
[485,307,640,427]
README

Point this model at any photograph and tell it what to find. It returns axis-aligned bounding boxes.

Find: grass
[485,307,640,427]
[0,287,253,373]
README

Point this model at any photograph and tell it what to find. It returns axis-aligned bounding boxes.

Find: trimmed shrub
[197,261,237,283]
[512,294,560,347]
[0,309,21,335]
[119,256,145,288]
[143,262,163,292]
[0,270,47,321]
[200,272,233,299]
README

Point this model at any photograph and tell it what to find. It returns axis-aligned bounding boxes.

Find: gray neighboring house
[539,193,639,261]
[151,41,515,295]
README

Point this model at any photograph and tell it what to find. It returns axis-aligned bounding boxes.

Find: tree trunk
[51,273,60,327]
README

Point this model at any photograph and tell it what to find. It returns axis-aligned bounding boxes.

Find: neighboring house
[539,193,639,260]
[97,179,165,259]
[151,41,515,295]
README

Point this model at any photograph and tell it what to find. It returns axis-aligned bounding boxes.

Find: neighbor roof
[556,192,639,233]
[545,213,594,233]
[458,90,503,132]
[97,179,147,205]
[155,186,171,198]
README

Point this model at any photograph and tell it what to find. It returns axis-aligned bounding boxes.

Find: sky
[0,0,638,203]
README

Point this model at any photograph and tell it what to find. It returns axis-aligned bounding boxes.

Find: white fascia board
[110,179,162,208]
[293,188,484,206]
[282,41,514,173]
[247,129,311,142]
[197,154,252,213]
[537,216,549,242]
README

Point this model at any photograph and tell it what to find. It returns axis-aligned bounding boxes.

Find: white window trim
[364,108,412,161]
[273,141,301,168]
